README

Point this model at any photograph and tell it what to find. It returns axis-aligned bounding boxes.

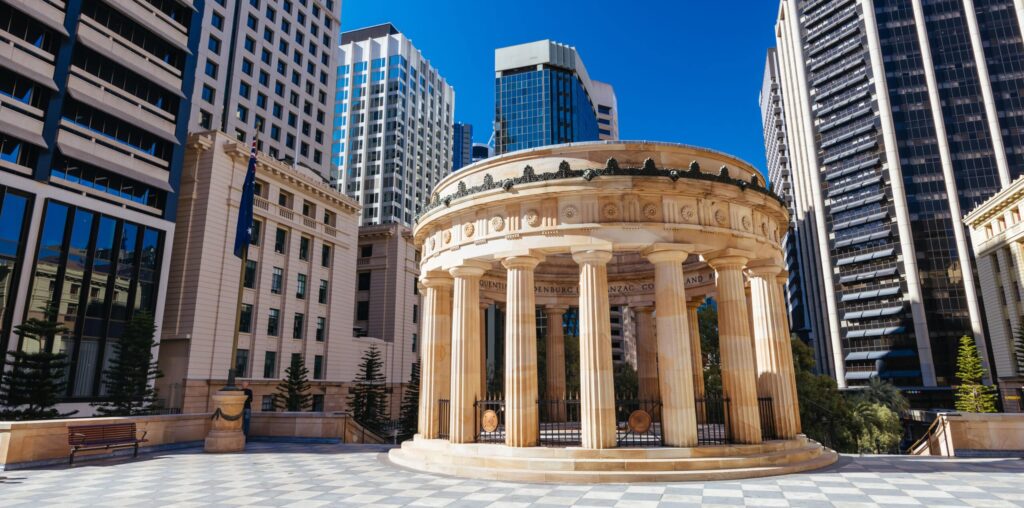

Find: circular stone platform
[388,436,837,483]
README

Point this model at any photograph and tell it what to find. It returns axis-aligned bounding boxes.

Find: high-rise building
[0,0,201,410]
[759,48,833,372]
[494,40,617,155]
[189,0,342,176]
[471,143,494,164]
[771,0,1024,404]
[453,122,472,171]
[333,23,456,227]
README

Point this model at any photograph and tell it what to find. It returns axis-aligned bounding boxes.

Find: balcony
[0,28,57,90]
[0,94,46,149]
[253,195,343,240]
[5,0,68,36]
[66,68,178,142]
[76,16,183,94]
[106,0,190,52]
[56,119,172,192]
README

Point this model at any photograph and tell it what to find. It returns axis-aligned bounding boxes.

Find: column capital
[633,304,655,314]
[420,274,454,289]
[642,243,693,264]
[571,249,613,266]
[501,255,542,271]
[687,296,705,309]
[776,271,789,284]
[448,260,490,278]
[704,249,753,271]
[543,304,570,315]
[746,259,784,277]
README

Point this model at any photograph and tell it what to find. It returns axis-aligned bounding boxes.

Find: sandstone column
[480,302,489,398]
[646,247,698,447]
[418,275,453,438]
[503,255,541,447]
[543,305,569,422]
[573,249,617,449]
[634,305,659,403]
[448,262,488,444]
[706,252,762,444]
[687,297,706,403]
[776,271,801,436]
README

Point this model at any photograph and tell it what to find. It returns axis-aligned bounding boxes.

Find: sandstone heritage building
[390,141,834,482]
[966,179,1024,413]
[158,131,362,413]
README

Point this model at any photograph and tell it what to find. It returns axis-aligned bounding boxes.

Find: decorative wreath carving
[562,205,579,220]
[761,221,769,236]
[524,209,541,228]
[628,409,652,434]
[713,208,728,225]
[490,216,505,232]
[429,237,436,250]
[602,203,620,220]
[741,216,752,231]
[481,410,499,433]
[642,203,659,220]
[443,230,452,244]
[680,206,697,222]
[463,223,475,238]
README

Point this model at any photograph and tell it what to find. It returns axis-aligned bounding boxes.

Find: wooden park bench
[67,422,148,465]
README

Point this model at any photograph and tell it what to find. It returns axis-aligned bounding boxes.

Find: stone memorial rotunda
[388,141,837,482]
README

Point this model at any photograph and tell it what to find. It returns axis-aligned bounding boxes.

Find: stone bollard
[204,390,247,453]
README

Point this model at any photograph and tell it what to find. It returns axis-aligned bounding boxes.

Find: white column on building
[573,249,617,449]
[502,255,541,447]
[417,275,453,438]
[448,262,488,444]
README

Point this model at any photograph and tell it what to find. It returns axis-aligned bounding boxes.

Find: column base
[204,431,246,453]
[204,390,247,453]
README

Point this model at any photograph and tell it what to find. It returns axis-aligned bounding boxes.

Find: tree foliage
[348,345,388,432]
[613,362,638,399]
[954,335,998,413]
[0,314,77,420]
[274,355,312,411]
[698,298,721,396]
[397,359,420,441]
[92,312,162,416]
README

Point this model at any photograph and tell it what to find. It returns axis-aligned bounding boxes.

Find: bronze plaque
[628,409,652,433]
[481,409,499,432]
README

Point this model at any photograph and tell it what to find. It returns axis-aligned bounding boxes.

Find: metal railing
[538,398,582,446]
[474,398,505,443]
[758,397,778,441]
[615,399,664,447]
[437,399,450,439]
[696,395,731,444]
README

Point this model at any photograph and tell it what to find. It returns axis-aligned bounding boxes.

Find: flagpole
[225,136,258,391]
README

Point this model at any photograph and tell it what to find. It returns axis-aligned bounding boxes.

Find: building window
[208,36,220,54]
[239,303,253,333]
[268,308,280,336]
[356,301,369,321]
[271,267,283,294]
[299,236,310,260]
[278,190,292,208]
[296,273,307,299]
[251,219,262,246]
[360,244,372,257]
[293,312,304,339]
[313,355,323,380]
[316,317,325,342]
[318,279,328,304]
[290,353,301,370]
[413,304,418,324]
[274,228,287,253]
[235,348,249,377]
[261,395,274,411]
[312,394,324,411]
[321,244,331,267]
[412,333,417,353]
[358,271,370,291]
[204,60,218,78]
[243,260,257,288]
[264,351,277,378]
[201,85,215,103]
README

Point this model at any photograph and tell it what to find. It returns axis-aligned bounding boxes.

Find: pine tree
[274,355,312,411]
[0,314,77,420]
[92,312,162,416]
[347,345,388,433]
[397,359,420,441]
[954,335,998,413]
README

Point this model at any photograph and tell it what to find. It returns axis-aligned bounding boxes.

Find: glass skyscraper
[494,40,617,155]
[770,0,1024,406]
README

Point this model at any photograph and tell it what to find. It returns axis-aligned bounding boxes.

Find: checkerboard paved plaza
[2,442,1022,507]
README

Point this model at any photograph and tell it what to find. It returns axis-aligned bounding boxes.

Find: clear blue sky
[341,0,780,173]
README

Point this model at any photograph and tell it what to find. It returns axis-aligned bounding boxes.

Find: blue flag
[233,141,258,258]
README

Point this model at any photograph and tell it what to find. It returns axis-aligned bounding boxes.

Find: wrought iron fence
[538,398,582,446]
[475,398,505,443]
[758,397,778,441]
[438,399,450,439]
[615,399,664,447]
[696,395,730,444]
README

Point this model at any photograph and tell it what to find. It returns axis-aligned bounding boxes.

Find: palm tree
[857,377,909,414]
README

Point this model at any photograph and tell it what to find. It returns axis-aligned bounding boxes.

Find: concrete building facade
[0,0,202,412]
[771,0,1024,404]
[453,122,472,171]
[159,130,361,413]
[333,23,456,228]
[189,0,342,175]
[494,40,617,155]
[965,178,1024,412]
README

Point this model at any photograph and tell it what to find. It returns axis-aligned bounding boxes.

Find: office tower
[0,0,200,405]
[759,48,833,372]
[158,131,360,413]
[453,122,472,171]
[494,40,617,155]
[471,143,494,164]
[772,0,1024,404]
[190,0,342,176]
[333,23,456,227]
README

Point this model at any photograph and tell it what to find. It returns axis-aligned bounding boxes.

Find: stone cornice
[417,158,783,223]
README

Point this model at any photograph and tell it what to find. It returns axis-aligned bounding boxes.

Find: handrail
[908,414,943,454]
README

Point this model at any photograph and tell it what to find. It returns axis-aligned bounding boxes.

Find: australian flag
[233,140,258,258]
